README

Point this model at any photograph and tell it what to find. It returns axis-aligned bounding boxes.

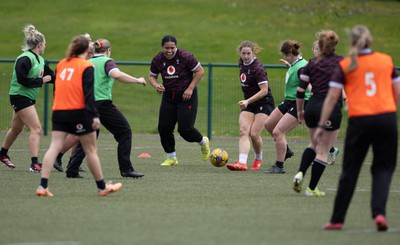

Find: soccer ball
[209,148,229,167]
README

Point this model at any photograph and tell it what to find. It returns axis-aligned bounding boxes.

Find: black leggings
[158,88,203,153]
[330,113,397,223]
[66,100,134,175]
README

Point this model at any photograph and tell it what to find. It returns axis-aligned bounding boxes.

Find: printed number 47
[365,72,376,97]
[59,68,74,81]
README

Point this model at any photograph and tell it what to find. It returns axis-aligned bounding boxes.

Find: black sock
[0,147,8,156]
[40,178,48,189]
[56,153,64,162]
[298,147,316,175]
[309,159,327,190]
[330,147,335,153]
[96,180,106,190]
[275,161,284,168]
[286,144,294,155]
[31,157,39,165]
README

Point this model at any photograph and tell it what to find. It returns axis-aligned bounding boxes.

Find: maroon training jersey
[300,53,343,94]
[150,49,200,93]
[239,59,272,105]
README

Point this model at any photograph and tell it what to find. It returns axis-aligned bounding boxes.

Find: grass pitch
[0,3,399,242]
[0,133,399,245]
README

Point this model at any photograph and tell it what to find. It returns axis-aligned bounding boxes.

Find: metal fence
[1,59,399,140]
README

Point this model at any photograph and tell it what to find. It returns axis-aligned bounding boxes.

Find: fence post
[207,63,213,140]
[43,61,49,136]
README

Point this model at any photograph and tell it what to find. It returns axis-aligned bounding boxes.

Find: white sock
[255,153,262,160]
[198,137,207,146]
[239,154,248,164]
[167,152,177,159]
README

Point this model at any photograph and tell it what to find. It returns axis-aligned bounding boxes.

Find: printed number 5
[59,68,74,81]
[365,72,376,97]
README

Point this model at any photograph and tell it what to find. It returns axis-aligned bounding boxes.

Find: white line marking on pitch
[325,188,400,193]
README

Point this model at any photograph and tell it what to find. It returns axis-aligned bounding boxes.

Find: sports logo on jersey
[167,66,176,75]
[240,73,246,83]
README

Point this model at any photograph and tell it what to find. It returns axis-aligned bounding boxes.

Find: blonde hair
[83,33,92,42]
[346,25,372,73]
[21,24,45,51]
[88,42,95,57]
[83,33,95,57]
[315,30,339,63]
[312,40,319,53]
[237,40,262,55]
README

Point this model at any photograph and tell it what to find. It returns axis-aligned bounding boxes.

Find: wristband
[298,80,308,90]
[296,90,305,99]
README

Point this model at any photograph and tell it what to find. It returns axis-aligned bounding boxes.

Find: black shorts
[277,99,308,118]
[304,95,342,130]
[9,95,35,112]
[52,119,96,136]
[242,96,275,115]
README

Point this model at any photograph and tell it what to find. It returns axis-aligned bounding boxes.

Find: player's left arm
[248,82,269,104]
[238,82,268,109]
[44,63,55,83]
[183,63,204,101]
[187,63,205,90]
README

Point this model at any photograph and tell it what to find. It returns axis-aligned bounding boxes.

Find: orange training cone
[138,153,152,158]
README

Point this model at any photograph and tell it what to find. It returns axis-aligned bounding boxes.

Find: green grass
[1,0,400,137]
[0,133,399,245]
[1,2,400,244]
[1,0,399,64]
